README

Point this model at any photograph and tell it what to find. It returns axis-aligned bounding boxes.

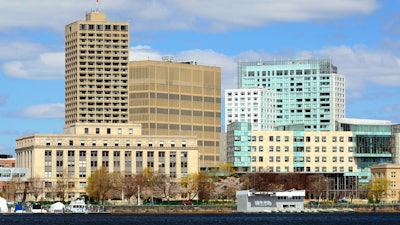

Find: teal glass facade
[227,122,252,171]
[336,120,393,184]
[238,59,345,131]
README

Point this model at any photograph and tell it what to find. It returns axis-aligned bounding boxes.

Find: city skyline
[1,0,399,156]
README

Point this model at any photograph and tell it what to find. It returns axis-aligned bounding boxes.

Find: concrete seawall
[106,204,400,214]
[108,205,236,214]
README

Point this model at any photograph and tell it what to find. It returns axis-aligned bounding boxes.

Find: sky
[0,0,399,157]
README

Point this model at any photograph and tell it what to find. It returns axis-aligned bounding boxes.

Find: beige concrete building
[371,164,400,203]
[64,11,130,125]
[15,124,198,200]
[129,60,221,170]
[249,131,357,174]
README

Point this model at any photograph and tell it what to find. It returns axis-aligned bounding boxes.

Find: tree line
[0,164,391,204]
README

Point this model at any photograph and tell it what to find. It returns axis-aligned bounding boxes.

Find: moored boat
[66,197,88,213]
[30,202,47,213]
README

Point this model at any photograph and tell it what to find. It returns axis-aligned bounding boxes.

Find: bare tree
[3,176,23,201]
[307,174,327,200]
[55,167,71,201]
[122,174,137,204]
[167,181,184,201]
[27,176,44,201]
[107,172,124,200]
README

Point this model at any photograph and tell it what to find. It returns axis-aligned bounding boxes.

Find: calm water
[1,212,400,225]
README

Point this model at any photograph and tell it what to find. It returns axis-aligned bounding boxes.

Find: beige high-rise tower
[129,60,221,169]
[64,11,130,125]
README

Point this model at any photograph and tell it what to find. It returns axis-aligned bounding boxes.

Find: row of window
[251,166,353,173]
[245,135,352,143]
[78,24,129,31]
[248,145,354,153]
[50,160,188,169]
[46,140,186,148]
[251,156,353,163]
[45,150,188,158]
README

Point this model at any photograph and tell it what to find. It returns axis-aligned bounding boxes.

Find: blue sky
[0,0,399,156]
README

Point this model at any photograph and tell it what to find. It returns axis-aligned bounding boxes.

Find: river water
[1,212,399,225]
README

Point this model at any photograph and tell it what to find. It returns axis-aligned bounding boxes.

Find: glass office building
[336,118,395,184]
[238,59,345,131]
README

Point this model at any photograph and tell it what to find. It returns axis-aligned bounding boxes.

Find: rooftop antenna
[96,0,99,12]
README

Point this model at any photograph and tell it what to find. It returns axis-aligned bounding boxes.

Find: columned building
[15,124,198,201]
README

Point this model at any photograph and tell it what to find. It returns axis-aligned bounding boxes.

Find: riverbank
[105,204,400,214]
[109,205,236,214]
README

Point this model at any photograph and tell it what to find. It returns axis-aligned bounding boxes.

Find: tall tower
[238,59,345,131]
[64,11,130,125]
[129,60,221,170]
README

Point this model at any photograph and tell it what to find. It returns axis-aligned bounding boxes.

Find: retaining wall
[108,205,236,214]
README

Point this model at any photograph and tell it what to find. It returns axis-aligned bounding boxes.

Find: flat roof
[337,118,393,126]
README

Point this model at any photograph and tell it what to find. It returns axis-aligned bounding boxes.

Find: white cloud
[130,43,400,99]
[19,103,64,119]
[2,52,64,80]
[0,0,380,32]
[130,45,162,61]
[170,0,379,31]
[0,41,49,60]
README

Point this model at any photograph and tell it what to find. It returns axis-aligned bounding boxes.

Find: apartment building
[227,122,356,174]
[237,59,345,131]
[64,11,130,125]
[225,87,276,131]
[227,119,400,194]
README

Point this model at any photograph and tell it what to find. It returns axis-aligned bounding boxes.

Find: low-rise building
[227,119,399,198]
[236,189,305,212]
[0,155,28,201]
[370,163,400,203]
[15,123,198,201]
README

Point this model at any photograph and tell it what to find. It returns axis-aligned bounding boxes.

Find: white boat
[66,197,88,213]
[30,202,47,213]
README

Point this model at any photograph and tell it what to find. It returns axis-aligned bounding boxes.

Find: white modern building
[225,87,276,131]
[236,189,305,212]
